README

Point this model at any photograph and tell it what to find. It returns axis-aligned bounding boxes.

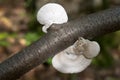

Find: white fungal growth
[52,37,100,73]
[37,3,100,74]
[74,37,100,59]
[37,3,68,33]
[83,40,100,59]
[52,45,92,73]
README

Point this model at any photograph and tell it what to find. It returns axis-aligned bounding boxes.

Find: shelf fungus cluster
[52,38,100,73]
[37,3,100,73]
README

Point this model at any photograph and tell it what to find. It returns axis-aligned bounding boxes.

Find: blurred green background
[0,0,120,80]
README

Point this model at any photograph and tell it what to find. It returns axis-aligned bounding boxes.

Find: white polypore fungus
[52,45,92,73]
[74,37,100,59]
[52,37,100,73]
[83,40,100,59]
[37,3,100,74]
[37,3,68,33]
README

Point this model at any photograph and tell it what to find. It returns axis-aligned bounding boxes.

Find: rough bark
[0,7,120,80]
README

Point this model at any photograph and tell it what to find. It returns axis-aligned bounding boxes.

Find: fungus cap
[83,40,100,59]
[74,38,100,59]
[37,3,68,33]
[52,45,92,73]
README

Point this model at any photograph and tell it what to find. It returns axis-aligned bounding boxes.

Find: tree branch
[0,7,120,80]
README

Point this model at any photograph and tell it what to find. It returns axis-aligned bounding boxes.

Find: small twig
[0,7,120,80]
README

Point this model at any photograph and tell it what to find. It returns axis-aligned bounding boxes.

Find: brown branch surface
[0,7,120,80]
